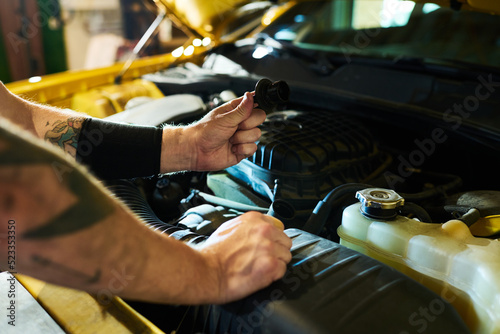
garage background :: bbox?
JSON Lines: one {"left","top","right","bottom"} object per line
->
{"left": 0, "top": 0, "right": 186, "bottom": 83}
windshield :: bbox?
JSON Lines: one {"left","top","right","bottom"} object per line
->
{"left": 261, "top": 0, "right": 500, "bottom": 69}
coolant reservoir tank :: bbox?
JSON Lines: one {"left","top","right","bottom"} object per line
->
{"left": 338, "top": 195, "right": 500, "bottom": 334}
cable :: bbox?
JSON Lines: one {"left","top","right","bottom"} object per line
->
{"left": 302, "top": 183, "right": 373, "bottom": 235}
{"left": 398, "top": 202, "right": 432, "bottom": 223}
{"left": 303, "top": 176, "right": 457, "bottom": 235}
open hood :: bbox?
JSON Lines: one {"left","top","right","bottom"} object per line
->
{"left": 157, "top": 0, "right": 500, "bottom": 42}
{"left": 156, "top": 0, "right": 272, "bottom": 41}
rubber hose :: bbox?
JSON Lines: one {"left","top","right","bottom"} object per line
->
{"left": 398, "top": 202, "right": 432, "bottom": 223}
{"left": 106, "top": 180, "right": 207, "bottom": 244}
{"left": 444, "top": 205, "right": 481, "bottom": 227}
{"left": 302, "top": 183, "right": 373, "bottom": 235}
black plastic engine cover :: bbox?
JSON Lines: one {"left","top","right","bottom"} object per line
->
{"left": 227, "top": 110, "right": 384, "bottom": 202}
{"left": 199, "top": 229, "right": 469, "bottom": 334}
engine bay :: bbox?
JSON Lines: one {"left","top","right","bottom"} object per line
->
{"left": 120, "top": 59, "right": 500, "bottom": 241}
{"left": 100, "top": 56, "right": 500, "bottom": 333}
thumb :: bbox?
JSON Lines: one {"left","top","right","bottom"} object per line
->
{"left": 224, "top": 92, "right": 253, "bottom": 126}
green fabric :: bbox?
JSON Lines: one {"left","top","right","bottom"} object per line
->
{"left": 37, "top": 0, "right": 67, "bottom": 75}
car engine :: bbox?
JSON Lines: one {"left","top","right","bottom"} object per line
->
{"left": 100, "top": 56, "right": 500, "bottom": 333}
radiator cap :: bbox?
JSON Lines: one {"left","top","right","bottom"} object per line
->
{"left": 356, "top": 188, "right": 404, "bottom": 219}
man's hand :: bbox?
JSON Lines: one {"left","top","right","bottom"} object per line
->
{"left": 1, "top": 117, "right": 289, "bottom": 306}
{"left": 160, "top": 92, "right": 266, "bottom": 173}
{"left": 198, "top": 212, "right": 292, "bottom": 304}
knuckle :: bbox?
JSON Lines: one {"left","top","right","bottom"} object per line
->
{"left": 251, "top": 128, "right": 261, "bottom": 140}
{"left": 275, "top": 262, "right": 287, "bottom": 280}
{"left": 242, "top": 146, "right": 252, "bottom": 156}
{"left": 242, "top": 211, "right": 262, "bottom": 221}
{"left": 257, "top": 256, "right": 277, "bottom": 274}
{"left": 259, "top": 239, "right": 274, "bottom": 252}
{"left": 236, "top": 104, "right": 248, "bottom": 116}
{"left": 232, "top": 132, "right": 242, "bottom": 143}
{"left": 256, "top": 223, "right": 274, "bottom": 237}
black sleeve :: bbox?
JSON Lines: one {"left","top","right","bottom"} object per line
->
{"left": 76, "top": 118, "right": 163, "bottom": 180}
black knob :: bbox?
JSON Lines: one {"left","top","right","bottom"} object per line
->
{"left": 254, "top": 78, "right": 290, "bottom": 113}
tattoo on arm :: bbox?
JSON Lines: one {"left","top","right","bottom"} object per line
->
{"left": 44, "top": 117, "right": 85, "bottom": 158}
{"left": 21, "top": 169, "right": 115, "bottom": 239}
{"left": 0, "top": 120, "right": 115, "bottom": 240}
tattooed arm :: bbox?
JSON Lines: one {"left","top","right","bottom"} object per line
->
{"left": 0, "top": 82, "right": 86, "bottom": 158}
{"left": 1, "top": 83, "right": 267, "bottom": 174}
{"left": 0, "top": 119, "right": 292, "bottom": 304}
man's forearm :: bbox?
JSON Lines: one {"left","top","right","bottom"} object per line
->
{"left": 0, "top": 117, "right": 219, "bottom": 304}
{"left": 0, "top": 82, "right": 87, "bottom": 157}
{"left": 0, "top": 82, "right": 37, "bottom": 134}
{"left": 1, "top": 116, "right": 291, "bottom": 305}
{"left": 14, "top": 199, "right": 219, "bottom": 305}
{"left": 1, "top": 83, "right": 166, "bottom": 176}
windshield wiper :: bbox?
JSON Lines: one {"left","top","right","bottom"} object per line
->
{"left": 398, "top": 56, "right": 500, "bottom": 76}
{"left": 321, "top": 52, "right": 500, "bottom": 80}
{"left": 256, "top": 33, "right": 500, "bottom": 80}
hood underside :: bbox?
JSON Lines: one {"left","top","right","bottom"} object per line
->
{"left": 157, "top": 0, "right": 252, "bottom": 38}
{"left": 158, "top": 0, "right": 500, "bottom": 40}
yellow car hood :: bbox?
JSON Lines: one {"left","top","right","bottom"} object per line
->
{"left": 157, "top": 0, "right": 500, "bottom": 43}
{"left": 157, "top": 0, "right": 253, "bottom": 38}
{"left": 158, "top": 0, "right": 500, "bottom": 41}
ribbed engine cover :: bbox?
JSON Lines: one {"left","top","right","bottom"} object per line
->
{"left": 198, "top": 229, "right": 470, "bottom": 334}
{"left": 227, "top": 110, "right": 384, "bottom": 201}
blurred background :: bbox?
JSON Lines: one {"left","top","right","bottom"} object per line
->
{"left": 0, "top": 0, "right": 188, "bottom": 83}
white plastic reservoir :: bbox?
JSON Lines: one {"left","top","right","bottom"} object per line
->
{"left": 338, "top": 202, "right": 500, "bottom": 334}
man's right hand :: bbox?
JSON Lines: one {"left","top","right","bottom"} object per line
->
{"left": 198, "top": 212, "right": 293, "bottom": 304}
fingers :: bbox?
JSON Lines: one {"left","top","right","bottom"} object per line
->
{"left": 201, "top": 211, "right": 292, "bottom": 303}
{"left": 254, "top": 243, "right": 291, "bottom": 285}
{"left": 272, "top": 258, "right": 288, "bottom": 281}
{"left": 227, "top": 95, "right": 245, "bottom": 110}
{"left": 230, "top": 127, "right": 261, "bottom": 145}
{"left": 274, "top": 241, "right": 293, "bottom": 263}
{"left": 254, "top": 255, "right": 288, "bottom": 286}
{"left": 231, "top": 143, "right": 257, "bottom": 157}
{"left": 267, "top": 222, "right": 293, "bottom": 252}
{"left": 238, "top": 108, "right": 266, "bottom": 130}
{"left": 250, "top": 241, "right": 291, "bottom": 287}
{"left": 262, "top": 214, "right": 285, "bottom": 231}
{"left": 214, "top": 92, "right": 265, "bottom": 130}
{"left": 250, "top": 212, "right": 292, "bottom": 254}
{"left": 221, "top": 92, "right": 254, "bottom": 126}
{"left": 229, "top": 125, "right": 262, "bottom": 161}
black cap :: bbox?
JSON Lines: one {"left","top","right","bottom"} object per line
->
{"left": 254, "top": 78, "right": 290, "bottom": 113}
